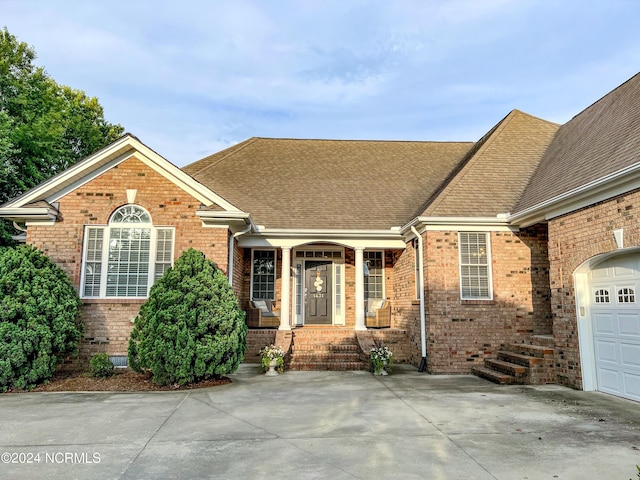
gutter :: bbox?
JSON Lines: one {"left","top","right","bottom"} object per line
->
{"left": 410, "top": 225, "right": 427, "bottom": 372}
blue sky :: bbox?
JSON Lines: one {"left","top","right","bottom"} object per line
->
{"left": 3, "top": 0, "right": 640, "bottom": 166}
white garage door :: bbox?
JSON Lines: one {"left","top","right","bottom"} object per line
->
{"left": 589, "top": 254, "right": 640, "bottom": 401}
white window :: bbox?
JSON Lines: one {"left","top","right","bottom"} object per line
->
{"left": 459, "top": 232, "right": 492, "bottom": 300}
{"left": 81, "top": 205, "right": 174, "bottom": 298}
{"left": 364, "top": 250, "right": 384, "bottom": 300}
{"left": 251, "top": 250, "right": 276, "bottom": 300}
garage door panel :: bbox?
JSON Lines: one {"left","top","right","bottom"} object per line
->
{"left": 594, "top": 339, "right": 618, "bottom": 363}
{"left": 621, "top": 343, "right": 640, "bottom": 367}
{"left": 597, "top": 367, "right": 621, "bottom": 392}
{"left": 618, "top": 313, "right": 640, "bottom": 337}
{"left": 623, "top": 372, "right": 640, "bottom": 401}
{"left": 593, "top": 313, "right": 616, "bottom": 335}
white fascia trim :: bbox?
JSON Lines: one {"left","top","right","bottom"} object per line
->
{"left": 401, "top": 216, "right": 515, "bottom": 238}
{"left": 0, "top": 207, "right": 58, "bottom": 222}
{"left": 196, "top": 211, "right": 256, "bottom": 232}
{"left": 129, "top": 139, "right": 240, "bottom": 212}
{"left": 238, "top": 228, "right": 406, "bottom": 249}
{"left": 2, "top": 135, "right": 241, "bottom": 213}
{"left": 255, "top": 228, "right": 404, "bottom": 239}
{"left": 509, "top": 162, "right": 640, "bottom": 227}
{"left": 2, "top": 137, "right": 135, "bottom": 208}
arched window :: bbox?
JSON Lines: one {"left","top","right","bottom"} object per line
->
{"left": 81, "top": 205, "right": 174, "bottom": 298}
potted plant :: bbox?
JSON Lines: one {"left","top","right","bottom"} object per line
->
{"left": 370, "top": 345, "right": 393, "bottom": 376}
{"left": 260, "top": 344, "right": 285, "bottom": 376}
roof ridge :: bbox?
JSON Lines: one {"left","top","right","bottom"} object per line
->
{"left": 422, "top": 110, "right": 522, "bottom": 216}
{"left": 245, "top": 137, "right": 473, "bottom": 145}
{"left": 566, "top": 71, "right": 640, "bottom": 123}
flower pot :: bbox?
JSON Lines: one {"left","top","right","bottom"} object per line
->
{"left": 265, "top": 358, "right": 279, "bottom": 376}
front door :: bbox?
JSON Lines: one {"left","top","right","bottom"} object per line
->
{"left": 305, "top": 261, "right": 332, "bottom": 325}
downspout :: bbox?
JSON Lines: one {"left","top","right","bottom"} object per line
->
{"left": 228, "top": 225, "right": 252, "bottom": 288}
{"left": 411, "top": 226, "right": 427, "bottom": 372}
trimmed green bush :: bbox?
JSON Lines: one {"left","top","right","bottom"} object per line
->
{"left": 128, "top": 248, "right": 247, "bottom": 386}
{"left": 90, "top": 353, "right": 114, "bottom": 378}
{"left": 0, "top": 245, "right": 83, "bottom": 391}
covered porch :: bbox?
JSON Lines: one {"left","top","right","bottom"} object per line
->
{"left": 239, "top": 242, "right": 404, "bottom": 331}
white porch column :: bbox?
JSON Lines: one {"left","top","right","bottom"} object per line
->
{"left": 279, "top": 247, "right": 292, "bottom": 330}
{"left": 355, "top": 247, "right": 366, "bottom": 331}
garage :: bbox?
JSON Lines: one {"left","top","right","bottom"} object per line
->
{"left": 588, "top": 253, "right": 640, "bottom": 401}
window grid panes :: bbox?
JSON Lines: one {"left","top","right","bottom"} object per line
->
{"left": 335, "top": 263, "right": 342, "bottom": 310}
{"left": 252, "top": 250, "right": 275, "bottom": 299}
{"left": 81, "top": 205, "right": 174, "bottom": 298}
{"left": 106, "top": 227, "right": 151, "bottom": 297}
{"left": 364, "top": 251, "right": 384, "bottom": 300}
{"left": 618, "top": 287, "right": 635, "bottom": 303}
{"left": 594, "top": 289, "right": 610, "bottom": 303}
{"left": 83, "top": 228, "right": 104, "bottom": 297}
{"left": 295, "top": 263, "right": 302, "bottom": 315}
{"left": 154, "top": 228, "right": 174, "bottom": 282}
{"left": 459, "top": 232, "right": 491, "bottom": 299}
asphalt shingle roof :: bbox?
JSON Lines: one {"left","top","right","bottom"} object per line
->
{"left": 183, "top": 138, "right": 474, "bottom": 229}
{"left": 515, "top": 72, "right": 640, "bottom": 213}
{"left": 424, "top": 110, "right": 559, "bottom": 217}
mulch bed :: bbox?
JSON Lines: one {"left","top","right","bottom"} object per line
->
{"left": 5, "top": 369, "right": 230, "bottom": 393}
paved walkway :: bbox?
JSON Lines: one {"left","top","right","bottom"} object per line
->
{"left": 0, "top": 364, "right": 639, "bottom": 480}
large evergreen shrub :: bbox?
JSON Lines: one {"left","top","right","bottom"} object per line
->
{"left": 0, "top": 245, "right": 83, "bottom": 391}
{"left": 128, "top": 248, "right": 247, "bottom": 386}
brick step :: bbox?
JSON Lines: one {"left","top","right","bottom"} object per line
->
{"left": 291, "top": 343, "right": 360, "bottom": 352}
{"left": 526, "top": 335, "right": 555, "bottom": 348}
{"left": 507, "top": 343, "right": 554, "bottom": 358}
{"left": 288, "top": 361, "right": 367, "bottom": 371}
{"left": 290, "top": 352, "right": 362, "bottom": 362}
{"left": 497, "top": 351, "right": 544, "bottom": 367}
{"left": 471, "top": 366, "right": 513, "bottom": 385}
{"left": 484, "top": 358, "right": 528, "bottom": 377}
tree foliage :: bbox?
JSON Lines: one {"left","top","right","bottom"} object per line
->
{"left": 0, "top": 27, "right": 124, "bottom": 245}
{"left": 128, "top": 248, "right": 247, "bottom": 386}
{"left": 0, "top": 245, "right": 83, "bottom": 391}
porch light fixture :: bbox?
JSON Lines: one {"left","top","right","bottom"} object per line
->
{"left": 363, "top": 260, "right": 370, "bottom": 276}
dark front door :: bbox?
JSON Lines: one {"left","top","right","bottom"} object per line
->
{"left": 305, "top": 261, "right": 332, "bottom": 325}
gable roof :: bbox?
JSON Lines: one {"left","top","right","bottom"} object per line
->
{"left": 0, "top": 133, "right": 242, "bottom": 221}
{"left": 183, "top": 138, "right": 474, "bottom": 230}
{"left": 514, "top": 71, "right": 640, "bottom": 215}
{"left": 423, "top": 110, "right": 559, "bottom": 217}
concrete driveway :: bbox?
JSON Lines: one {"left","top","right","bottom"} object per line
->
{"left": 0, "top": 364, "right": 639, "bottom": 480}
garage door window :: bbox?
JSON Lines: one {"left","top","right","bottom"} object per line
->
{"left": 617, "top": 287, "right": 635, "bottom": 303}
{"left": 594, "top": 289, "right": 610, "bottom": 303}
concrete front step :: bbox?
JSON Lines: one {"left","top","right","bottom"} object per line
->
{"left": 471, "top": 366, "right": 513, "bottom": 384}
{"left": 497, "top": 351, "right": 543, "bottom": 367}
{"left": 484, "top": 358, "right": 527, "bottom": 377}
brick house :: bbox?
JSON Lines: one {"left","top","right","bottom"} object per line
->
{"left": 2, "top": 72, "right": 640, "bottom": 402}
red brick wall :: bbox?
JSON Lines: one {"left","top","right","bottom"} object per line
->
{"left": 392, "top": 244, "right": 422, "bottom": 365}
{"left": 422, "top": 226, "right": 551, "bottom": 374}
{"left": 547, "top": 189, "right": 640, "bottom": 389}
{"left": 26, "top": 156, "right": 231, "bottom": 366}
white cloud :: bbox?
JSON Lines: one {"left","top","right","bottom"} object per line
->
{"left": 3, "top": 0, "right": 640, "bottom": 165}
